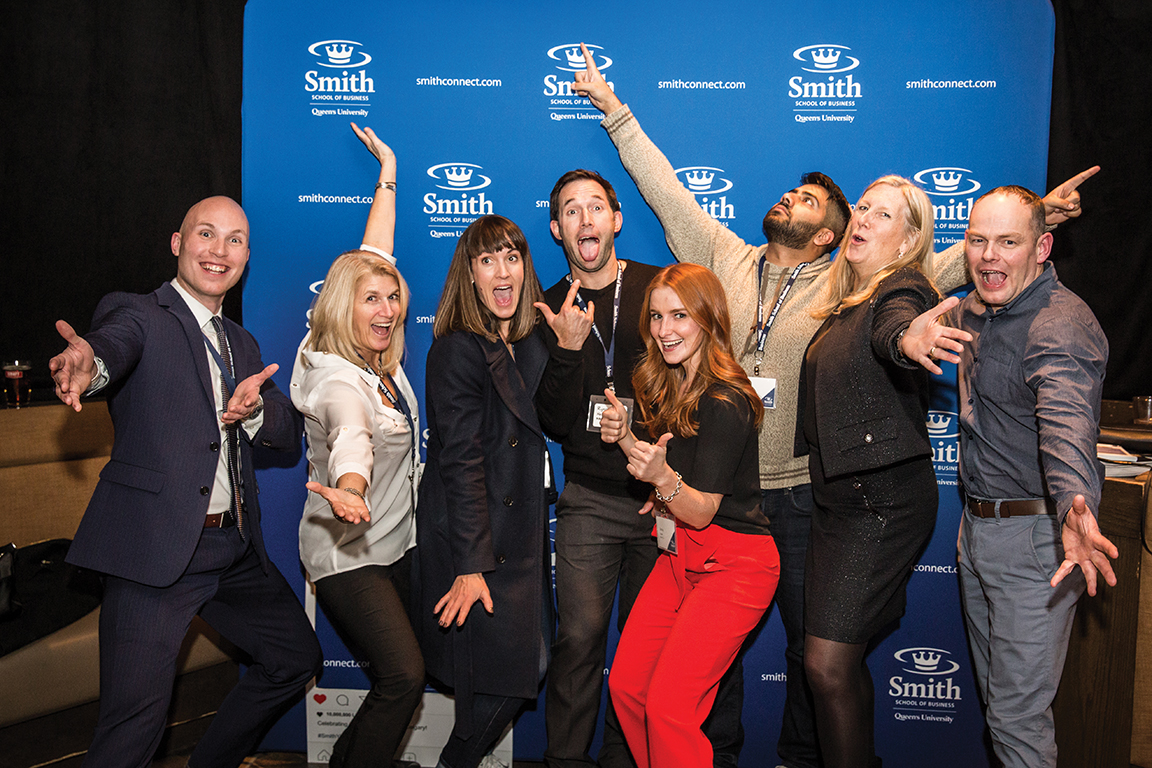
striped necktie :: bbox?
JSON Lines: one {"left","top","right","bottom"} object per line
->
{"left": 210, "top": 316, "right": 245, "bottom": 538}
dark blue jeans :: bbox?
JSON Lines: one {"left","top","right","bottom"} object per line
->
{"left": 762, "top": 485, "right": 821, "bottom": 768}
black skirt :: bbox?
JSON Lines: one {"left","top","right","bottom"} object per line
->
{"left": 804, "top": 449, "right": 938, "bottom": 644}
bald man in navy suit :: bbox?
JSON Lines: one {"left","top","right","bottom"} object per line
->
{"left": 50, "top": 196, "right": 322, "bottom": 768}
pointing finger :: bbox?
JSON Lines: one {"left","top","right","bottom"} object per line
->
{"left": 1058, "top": 165, "right": 1100, "bottom": 196}
{"left": 564, "top": 278, "right": 582, "bottom": 309}
{"left": 56, "top": 319, "right": 79, "bottom": 344}
{"left": 580, "top": 43, "right": 600, "bottom": 78}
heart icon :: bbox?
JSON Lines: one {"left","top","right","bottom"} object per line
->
{"left": 314, "top": 693, "right": 327, "bottom": 704}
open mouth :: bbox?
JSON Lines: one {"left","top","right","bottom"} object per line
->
{"left": 577, "top": 234, "right": 600, "bottom": 263}
{"left": 201, "top": 263, "right": 228, "bottom": 275}
{"left": 492, "top": 285, "right": 515, "bottom": 308}
{"left": 979, "top": 270, "right": 1007, "bottom": 288}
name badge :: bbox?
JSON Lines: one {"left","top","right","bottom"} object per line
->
{"left": 750, "top": 376, "right": 777, "bottom": 409}
{"left": 587, "top": 395, "right": 635, "bottom": 432}
{"left": 655, "top": 508, "right": 677, "bottom": 553}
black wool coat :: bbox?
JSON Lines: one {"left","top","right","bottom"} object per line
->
{"left": 414, "top": 330, "right": 553, "bottom": 712}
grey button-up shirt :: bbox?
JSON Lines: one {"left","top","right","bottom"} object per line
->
{"left": 956, "top": 262, "right": 1108, "bottom": 521}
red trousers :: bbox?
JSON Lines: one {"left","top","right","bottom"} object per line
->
{"left": 609, "top": 522, "right": 779, "bottom": 768}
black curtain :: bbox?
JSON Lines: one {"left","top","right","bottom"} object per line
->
{"left": 0, "top": 1, "right": 245, "bottom": 401}
{"left": 1046, "top": 0, "right": 1152, "bottom": 399}
{"left": 2, "top": 0, "right": 1149, "bottom": 401}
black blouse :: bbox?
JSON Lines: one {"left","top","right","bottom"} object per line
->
{"left": 658, "top": 384, "right": 770, "bottom": 536}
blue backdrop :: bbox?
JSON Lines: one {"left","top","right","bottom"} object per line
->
{"left": 242, "top": 2, "right": 1054, "bottom": 765}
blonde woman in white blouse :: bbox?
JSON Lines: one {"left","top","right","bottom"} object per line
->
{"left": 290, "top": 125, "right": 423, "bottom": 768}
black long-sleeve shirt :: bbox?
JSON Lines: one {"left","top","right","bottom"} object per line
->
{"left": 536, "top": 260, "right": 661, "bottom": 498}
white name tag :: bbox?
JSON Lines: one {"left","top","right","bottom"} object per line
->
{"left": 750, "top": 376, "right": 777, "bottom": 409}
{"left": 656, "top": 509, "right": 677, "bottom": 553}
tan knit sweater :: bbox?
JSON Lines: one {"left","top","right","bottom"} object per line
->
{"left": 602, "top": 105, "right": 968, "bottom": 489}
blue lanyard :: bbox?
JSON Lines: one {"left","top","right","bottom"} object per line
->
{"left": 357, "top": 354, "right": 418, "bottom": 469}
{"left": 566, "top": 262, "right": 625, "bottom": 390}
{"left": 201, "top": 332, "right": 237, "bottom": 394}
{"left": 754, "top": 257, "right": 809, "bottom": 375}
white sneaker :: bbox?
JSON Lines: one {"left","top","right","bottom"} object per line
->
{"left": 477, "top": 755, "right": 508, "bottom": 768}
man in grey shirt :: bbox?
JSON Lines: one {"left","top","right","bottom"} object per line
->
{"left": 905, "top": 185, "right": 1117, "bottom": 768}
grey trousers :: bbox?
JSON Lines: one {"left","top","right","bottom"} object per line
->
{"left": 958, "top": 508, "right": 1084, "bottom": 768}
{"left": 545, "top": 482, "right": 660, "bottom": 768}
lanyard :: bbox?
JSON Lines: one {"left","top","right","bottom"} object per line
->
{"left": 201, "top": 333, "right": 237, "bottom": 394}
{"left": 754, "top": 257, "right": 809, "bottom": 375}
{"left": 566, "top": 262, "right": 625, "bottom": 390}
{"left": 357, "top": 354, "right": 418, "bottom": 471}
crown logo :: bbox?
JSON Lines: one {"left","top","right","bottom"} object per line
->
{"left": 912, "top": 651, "right": 941, "bottom": 671}
{"left": 926, "top": 413, "right": 950, "bottom": 432}
{"left": 444, "top": 167, "right": 474, "bottom": 187}
{"left": 811, "top": 49, "right": 842, "bottom": 69}
{"left": 566, "top": 47, "right": 587, "bottom": 69}
{"left": 685, "top": 170, "right": 715, "bottom": 191}
{"left": 932, "top": 171, "right": 963, "bottom": 192}
{"left": 324, "top": 44, "right": 354, "bottom": 65}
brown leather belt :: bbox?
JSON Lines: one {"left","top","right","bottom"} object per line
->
{"left": 965, "top": 496, "right": 1056, "bottom": 518}
{"left": 204, "top": 511, "right": 236, "bottom": 528}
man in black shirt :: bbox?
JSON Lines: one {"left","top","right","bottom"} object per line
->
{"left": 536, "top": 170, "right": 741, "bottom": 768}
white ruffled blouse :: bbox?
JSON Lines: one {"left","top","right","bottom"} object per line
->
{"left": 290, "top": 335, "right": 419, "bottom": 581}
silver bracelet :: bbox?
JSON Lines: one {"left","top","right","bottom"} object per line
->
{"left": 895, "top": 327, "right": 910, "bottom": 362}
{"left": 653, "top": 471, "right": 682, "bottom": 503}
{"left": 375, "top": 181, "right": 396, "bottom": 192}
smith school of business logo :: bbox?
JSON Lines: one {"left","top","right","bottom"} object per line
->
{"left": 547, "top": 43, "right": 613, "bottom": 73}
{"left": 790, "top": 44, "right": 861, "bottom": 123}
{"left": 793, "top": 44, "right": 860, "bottom": 73}
{"left": 927, "top": 410, "right": 959, "bottom": 482}
{"left": 674, "top": 167, "right": 736, "bottom": 226}
{"left": 544, "top": 43, "right": 614, "bottom": 120}
{"left": 305, "top": 39, "right": 376, "bottom": 110}
{"left": 308, "top": 40, "right": 372, "bottom": 68}
{"left": 427, "top": 163, "right": 492, "bottom": 192}
{"left": 888, "top": 647, "right": 962, "bottom": 723}
{"left": 914, "top": 167, "right": 982, "bottom": 233}
{"left": 424, "top": 163, "right": 495, "bottom": 239}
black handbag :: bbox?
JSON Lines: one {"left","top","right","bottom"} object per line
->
{"left": 0, "top": 539, "right": 102, "bottom": 656}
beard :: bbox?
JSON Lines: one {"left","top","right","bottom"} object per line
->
{"left": 762, "top": 210, "right": 823, "bottom": 250}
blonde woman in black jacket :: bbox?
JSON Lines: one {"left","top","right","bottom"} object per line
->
{"left": 795, "top": 175, "right": 961, "bottom": 768}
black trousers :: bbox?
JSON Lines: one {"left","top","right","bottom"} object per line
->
{"left": 315, "top": 551, "right": 425, "bottom": 768}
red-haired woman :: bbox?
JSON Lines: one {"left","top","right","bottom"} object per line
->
{"left": 598, "top": 262, "right": 779, "bottom": 768}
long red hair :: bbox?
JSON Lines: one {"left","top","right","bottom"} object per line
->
{"left": 633, "top": 263, "right": 763, "bottom": 437}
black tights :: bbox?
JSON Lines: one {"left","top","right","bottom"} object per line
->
{"left": 804, "top": 634, "right": 875, "bottom": 768}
